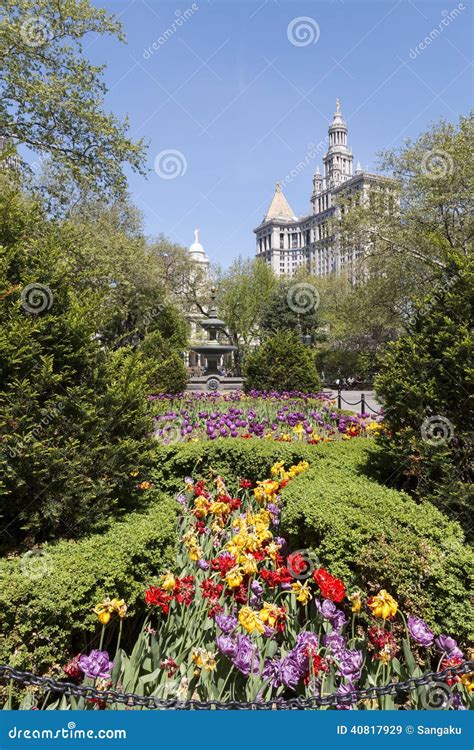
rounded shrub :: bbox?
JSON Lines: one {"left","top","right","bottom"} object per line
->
{"left": 244, "top": 331, "right": 321, "bottom": 392}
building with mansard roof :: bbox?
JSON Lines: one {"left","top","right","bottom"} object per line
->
{"left": 254, "top": 99, "right": 396, "bottom": 278}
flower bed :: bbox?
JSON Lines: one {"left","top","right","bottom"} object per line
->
{"left": 150, "top": 391, "right": 381, "bottom": 444}
{"left": 20, "top": 461, "right": 472, "bottom": 710}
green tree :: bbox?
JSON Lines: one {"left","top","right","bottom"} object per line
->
{"left": 339, "top": 114, "right": 473, "bottom": 311}
{"left": 260, "top": 275, "right": 321, "bottom": 339}
{"left": 374, "top": 258, "right": 473, "bottom": 539}
{"left": 0, "top": 174, "right": 173, "bottom": 546}
{"left": 140, "top": 330, "right": 187, "bottom": 394}
{"left": 217, "top": 258, "right": 277, "bottom": 374}
{"left": 244, "top": 331, "right": 321, "bottom": 393}
{"left": 1, "top": 0, "right": 145, "bottom": 197}
{"left": 314, "top": 272, "right": 400, "bottom": 383}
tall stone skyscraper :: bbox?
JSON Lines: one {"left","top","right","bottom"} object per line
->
{"left": 254, "top": 99, "right": 395, "bottom": 278}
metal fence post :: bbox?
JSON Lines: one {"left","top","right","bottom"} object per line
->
{"left": 337, "top": 387, "right": 342, "bottom": 410}
{"left": 361, "top": 392, "right": 366, "bottom": 414}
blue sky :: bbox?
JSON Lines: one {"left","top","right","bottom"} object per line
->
{"left": 85, "top": 0, "right": 472, "bottom": 266}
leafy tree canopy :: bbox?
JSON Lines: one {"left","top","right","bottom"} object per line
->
{"left": 1, "top": 0, "right": 146, "bottom": 198}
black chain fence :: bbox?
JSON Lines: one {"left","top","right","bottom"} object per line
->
{"left": 1, "top": 661, "right": 472, "bottom": 710}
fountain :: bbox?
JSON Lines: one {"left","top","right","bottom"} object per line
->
{"left": 186, "top": 288, "right": 244, "bottom": 392}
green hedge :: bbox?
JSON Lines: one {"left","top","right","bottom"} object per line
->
{"left": 281, "top": 461, "right": 473, "bottom": 644}
{"left": 0, "top": 496, "right": 177, "bottom": 672}
{"left": 152, "top": 437, "right": 366, "bottom": 492}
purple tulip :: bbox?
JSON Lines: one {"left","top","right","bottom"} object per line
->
{"left": 280, "top": 655, "right": 301, "bottom": 689}
{"left": 216, "top": 635, "right": 237, "bottom": 659}
{"left": 407, "top": 616, "right": 434, "bottom": 647}
{"left": 215, "top": 613, "right": 238, "bottom": 634}
{"left": 78, "top": 650, "right": 113, "bottom": 679}
{"left": 335, "top": 682, "right": 357, "bottom": 710}
{"left": 435, "top": 635, "right": 463, "bottom": 659}
{"left": 331, "top": 610, "right": 348, "bottom": 632}
{"left": 250, "top": 580, "right": 263, "bottom": 596}
{"left": 262, "top": 658, "right": 282, "bottom": 687}
{"left": 197, "top": 559, "right": 209, "bottom": 571}
{"left": 323, "top": 632, "right": 346, "bottom": 656}
{"left": 232, "top": 635, "right": 258, "bottom": 676}
{"left": 318, "top": 599, "right": 337, "bottom": 620}
{"left": 338, "top": 649, "right": 364, "bottom": 681}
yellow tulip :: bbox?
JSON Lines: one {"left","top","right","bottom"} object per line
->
{"left": 259, "top": 602, "right": 284, "bottom": 629}
{"left": 209, "top": 501, "right": 230, "bottom": 516}
{"left": 111, "top": 598, "right": 128, "bottom": 618}
{"left": 292, "top": 581, "right": 312, "bottom": 604}
{"left": 238, "top": 606, "right": 265, "bottom": 634}
{"left": 368, "top": 590, "right": 398, "bottom": 620}
{"left": 240, "top": 555, "right": 258, "bottom": 575}
{"left": 225, "top": 566, "right": 243, "bottom": 589}
{"left": 349, "top": 591, "right": 362, "bottom": 613}
{"left": 460, "top": 673, "right": 474, "bottom": 693}
{"left": 161, "top": 573, "right": 176, "bottom": 591}
{"left": 192, "top": 648, "right": 217, "bottom": 672}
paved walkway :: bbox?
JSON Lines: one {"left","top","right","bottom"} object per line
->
{"left": 323, "top": 389, "right": 382, "bottom": 415}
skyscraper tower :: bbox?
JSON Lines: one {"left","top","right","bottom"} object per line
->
{"left": 255, "top": 99, "right": 395, "bottom": 278}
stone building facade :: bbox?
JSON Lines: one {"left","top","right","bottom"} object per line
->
{"left": 254, "top": 100, "right": 395, "bottom": 278}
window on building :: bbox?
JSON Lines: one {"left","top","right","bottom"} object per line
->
{"left": 280, "top": 233, "right": 284, "bottom": 249}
